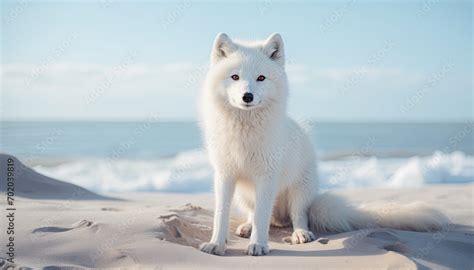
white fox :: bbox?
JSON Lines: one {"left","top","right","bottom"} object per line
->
{"left": 199, "top": 33, "right": 449, "bottom": 256}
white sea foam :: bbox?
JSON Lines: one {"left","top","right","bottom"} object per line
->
{"left": 33, "top": 150, "right": 474, "bottom": 193}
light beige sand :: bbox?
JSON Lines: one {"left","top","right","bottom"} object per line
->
{"left": 1, "top": 154, "right": 473, "bottom": 269}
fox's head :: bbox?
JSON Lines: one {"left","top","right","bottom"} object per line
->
{"left": 204, "top": 33, "right": 288, "bottom": 112}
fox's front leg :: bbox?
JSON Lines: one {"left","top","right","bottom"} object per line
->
{"left": 246, "top": 175, "right": 278, "bottom": 256}
{"left": 199, "top": 172, "right": 235, "bottom": 255}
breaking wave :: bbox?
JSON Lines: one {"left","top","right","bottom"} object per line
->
{"left": 33, "top": 150, "right": 474, "bottom": 193}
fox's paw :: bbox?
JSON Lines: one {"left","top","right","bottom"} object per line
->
{"left": 235, "top": 222, "right": 252, "bottom": 238}
{"left": 246, "top": 243, "right": 269, "bottom": 256}
{"left": 291, "top": 229, "right": 316, "bottom": 244}
{"left": 199, "top": 242, "right": 226, "bottom": 256}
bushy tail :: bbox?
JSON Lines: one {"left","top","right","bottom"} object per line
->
{"left": 308, "top": 193, "right": 450, "bottom": 233}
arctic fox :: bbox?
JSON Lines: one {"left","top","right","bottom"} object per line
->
{"left": 199, "top": 33, "right": 449, "bottom": 256}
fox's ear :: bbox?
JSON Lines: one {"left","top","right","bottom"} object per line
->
{"left": 211, "top": 33, "right": 237, "bottom": 65}
{"left": 262, "top": 33, "right": 285, "bottom": 66}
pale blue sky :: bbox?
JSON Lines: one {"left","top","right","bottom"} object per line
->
{"left": 1, "top": 1, "right": 472, "bottom": 121}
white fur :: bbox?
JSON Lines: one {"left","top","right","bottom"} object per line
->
{"left": 198, "top": 33, "right": 449, "bottom": 256}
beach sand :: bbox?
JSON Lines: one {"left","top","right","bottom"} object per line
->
{"left": 1, "top": 154, "right": 473, "bottom": 269}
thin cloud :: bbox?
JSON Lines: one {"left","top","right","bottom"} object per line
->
{"left": 1, "top": 62, "right": 469, "bottom": 120}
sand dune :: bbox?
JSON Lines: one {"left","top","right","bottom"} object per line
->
{"left": 0, "top": 153, "right": 114, "bottom": 200}
{"left": 0, "top": 154, "right": 472, "bottom": 269}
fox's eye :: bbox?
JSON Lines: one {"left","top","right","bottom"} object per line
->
{"left": 257, "top": 75, "right": 266, "bottom": 81}
{"left": 231, "top": 74, "right": 239, "bottom": 81}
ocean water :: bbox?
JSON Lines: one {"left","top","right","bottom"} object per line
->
{"left": 1, "top": 121, "right": 473, "bottom": 193}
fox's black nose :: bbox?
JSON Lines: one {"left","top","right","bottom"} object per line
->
{"left": 242, "top": 92, "right": 254, "bottom": 103}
